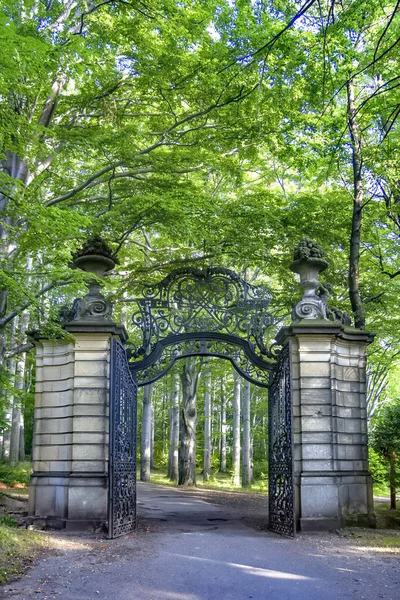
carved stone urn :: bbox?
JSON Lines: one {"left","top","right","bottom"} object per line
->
{"left": 73, "top": 253, "right": 116, "bottom": 278}
{"left": 290, "top": 238, "right": 328, "bottom": 321}
{"left": 62, "top": 236, "right": 118, "bottom": 324}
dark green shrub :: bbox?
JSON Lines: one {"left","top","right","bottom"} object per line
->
{"left": 0, "top": 462, "right": 32, "bottom": 487}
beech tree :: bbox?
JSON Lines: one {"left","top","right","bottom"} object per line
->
{"left": 167, "top": 373, "right": 180, "bottom": 482}
{"left": 203, "top": 366, "right": 211, "bottom": 483}
{"left": 179, "top": 358, "right": 203, "bottom": 487}
{"left": 2, "top": 1, "right": 400, "bottom": 470}
{"left": 219, "top": 377, "right": 227, "bottom": 474}
{"left": 140, "top": 384, "right": 153, "bottom": 482}
{"left": 371, "top": 400, "right": 400, "bottom": 509}
{"left": 242, "top": 379, "right": 251, "bottom": 487}
{"left": 232, "top": 369, "right": 241, "bottom": 487}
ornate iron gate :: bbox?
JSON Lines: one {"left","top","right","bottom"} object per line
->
{"left": 268, "top": 343, "right": 295, "bottom": 537}
{"left": 107, "top": 267, "right": 295, "bottom": 539}
{"left": 108, "top": 338, "right": 137, "bottom": 539}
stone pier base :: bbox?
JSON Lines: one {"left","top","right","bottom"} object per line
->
{"left": 278, "top": 322, "right": 375, "bottom": 531}
{"left": 28, "top": 325, "right": 125, "bottom": 531}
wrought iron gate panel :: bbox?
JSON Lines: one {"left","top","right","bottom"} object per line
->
{"left": 108, "top": 338, "right": 137, "bottom": 539}
{"left": 268, "top": 343, "right": 295, "bottom": 537}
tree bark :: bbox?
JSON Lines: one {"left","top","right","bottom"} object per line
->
{"left": 179, "top": 357, "right": 202, "bottom": 486}
{"left": 10, "top": 306, "right": 31, "bottom": 464}
{"left": 168, "top": 373, "right": 180, "bottom": 481}
{"left": 140, "top": 384, "right": 153, "bottom": 482}
{"left": 203, "top": 367, "right": 211, "bottom": 482}
{"left": 150, "top": 401, "right": 155, "bottom": 469}
{"left": 162, "top": 379, "right": 166, "bottom": 458}
{"left": 242, "top": 379, "right": 251, "bottom": 487}
{"left": 2, "top": 318, "right": 18, "bottom": 461}
{"left": 168, "top": 389, "right": 173, "bottom": 478}
{"left": 389, "top": 451, "right": 397, "bottom": 510}
{"left": 9, "top": 399, "right": 22, "bottom": 465}
{"left": 262, "top": 415, "right": 267, "bottom": 459}
{"left": 232, "top": 370, "right": 241, "bottom": 486}
{"left": 347, "top": 78, "right": 365, "bottom": 330}
{"left": 219, "top": 378, "right": 227, "bottom": 473}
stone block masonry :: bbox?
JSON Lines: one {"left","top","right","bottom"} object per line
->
{"left": 277, "top": 322, "right": 375, "bottom": 531}
{"left": 28, "top": 326, "right": 126, "bottom": 531}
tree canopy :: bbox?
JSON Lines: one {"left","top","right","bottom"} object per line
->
{"left": 1, "top": 1, "right": 400, "bottom": 448}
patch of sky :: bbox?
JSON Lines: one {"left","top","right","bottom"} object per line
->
{"left": 207, "top": 24, "right": 221, "bottom": 41}
{"left": 115, "top": 55, "right": 138, "bottom": 76}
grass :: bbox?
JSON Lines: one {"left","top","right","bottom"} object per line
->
{"left": 1, "top": 488, "right": 29, "bottom": 496}
{"left": 340, "top": 501, "right": 400, "bottom": 552}
{"left": 374, "top": 502, "right": 400, "bottom": 529}
{"left": 148, "top": 467, "right": 269, "bottom": 494}
{"left": 0, "top": 524, "right": 48, "bottom": 584}
{"left": 0, "top": 462, "right": 31, "bottom": 488}
{"left": 344, "top": 528, "right": 400, "bottom": 552}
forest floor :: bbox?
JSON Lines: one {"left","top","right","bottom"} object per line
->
{"left": 1, "top": 483, "right": 400, "bottom": 600}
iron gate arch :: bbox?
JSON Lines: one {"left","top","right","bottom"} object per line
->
{"left": 108, "top": 267, "right": 295, "bottom": 538}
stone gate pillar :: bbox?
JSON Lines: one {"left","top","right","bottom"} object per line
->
{"left": 28, "top": 238, "right": 126, "bottom": 530}
{"left": 282, "top": 239, "right": 375, "bottom": 531}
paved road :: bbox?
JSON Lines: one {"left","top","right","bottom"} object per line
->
{"left": 2, "top": 483, "right": 400, "bottom": 600}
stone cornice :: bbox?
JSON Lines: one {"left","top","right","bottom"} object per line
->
{"left": 276, "top": 321, "right": 375, "bottom": 346}
{"left": 64, "top": 321, "right": 128, "bottom": 342}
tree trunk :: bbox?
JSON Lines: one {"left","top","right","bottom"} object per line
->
{"left": 2, "top": 318, "right": 18, "bottom": 461}
{"left": 242, "top": 379, "right": 251, "bottom": 487}
{"left": 13, "top": 352, "right": 28, "bottom": 463}
{"left": 9, "top": 401, "right": 22, "bottom": 465}
{"left": 162, "top": 379, "right": 166, "bottom": 458}
{"left": 347, "top": 78, "right": 365, "bottom": 330}
{"left": 262, "top": 415, "right": 267, "bottom": 459}
{"left": 203, "top": 368, "right": 211, "bottom": 482}
{"left": 219, "top": 378, "right": 227, "bottom": 473}
{"left": 232, "top": 369, "right": 241, "bottom": 486}
{"left": 140, "top": 384, "right": 153, "bottom": 482}
{"left": 179, "top": 357, "right": 202, "bottom": 486}
{"left": 250, "top": 433, "right": 254, "bottom": 483}
{"left": 10, "top": 308, "right": 31, "bottom": 464}
{"left": 168, "top": 373, "right": 180, "bottom": 481}
{"left": 389, "top": 451, "right": 397, "bottom": 510}
{"left": 168, "top": 389, "right": 173, "bottom": 478}
{"left": 150, "top": 401, "right": 155, "bottom": 469}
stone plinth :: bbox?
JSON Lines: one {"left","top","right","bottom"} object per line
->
{"left": 28, "top": 325, "right": 126, "bottom": 530}
{"left": 277, "top": 322, "right": 375, "bottom": 531}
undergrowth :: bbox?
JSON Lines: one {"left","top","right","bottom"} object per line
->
{"left": 0, "top": 462, "right": 31, "bottom": 488}
{"left": 0, "top": 524, "right": 47, "bottom": 584}
{"left": 374, "top": 503, "right": 400, "bottom": 530}
{"left": 149, "top": 468, "right": 268, "bottom": 494}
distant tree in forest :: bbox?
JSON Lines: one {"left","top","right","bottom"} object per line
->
{"left": 370, "top": 400, "right": 400, "bottom": 509}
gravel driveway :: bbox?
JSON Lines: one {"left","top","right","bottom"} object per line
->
{"left": 2, "top": 482, "right": 399, "bottom": 600}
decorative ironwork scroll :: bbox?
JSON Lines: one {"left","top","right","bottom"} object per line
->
{"left": 132, "top": 267, "right": 273, "bottom": 356}
{"left": 268, "top": 343, "right": 295, "bottom": 537}
{"left": 129, "top": 267, "right": 275, "bottom": 387}
{"left": 131, "top": 334, "right": 273, "bottom": 387}
{"left": 108, "top": 338, "right": 137, "bottom": 539}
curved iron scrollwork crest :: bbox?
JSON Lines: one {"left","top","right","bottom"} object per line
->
{"left": 133, "top": 337, "right": 272, "bottom": 387}
{"left": 129, "top": 267, "right": 276, "bottom": 386}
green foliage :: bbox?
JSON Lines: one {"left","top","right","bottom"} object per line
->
{"left": 374, "top": 503, "right": 400, "bottom": 530}
{"left": 0, "top": 524, "right": 47, "bottom": 584}
{"left": 1, "top": 2, "right": 400, "bottom": 497}
{"left": 371, "top": 400, "right": 400, "bottom": 459}
{"left": 369, "top": 448, "right": 391, "bottom": 493}
{"left": 0, "top": 515, "right": 18, "bottom": 528}
{"left": 0, "top": 462, "right": 31, "bottom": 488}
{"left": 252, "top": 460, "right": 269, "bottom": 481}
{"left": 150, "top": 468, "right": 268, "bottom": 494}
